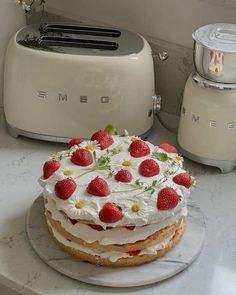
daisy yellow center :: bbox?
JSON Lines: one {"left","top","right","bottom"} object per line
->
{"left": 175, "top": 155, "right": 181, "bottom": 161}
{"left": 122, "top": 160, "right": 132, "bottom": 167}
{"left": 131, "top": 203, "right": 141, "bottom": 212}
{"left": 85, "top": 144, "right": 95, "bottom": 151}
{"left": 63, "top": 170, "right": 73, "bottom": 176}
{"left": 131, "top": 136, "right": 137, "bottom": 142}
{"left": 75, "top": 200, "right": 84, "bottom": 209}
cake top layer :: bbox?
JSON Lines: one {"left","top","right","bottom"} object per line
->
{"left": 39, "top": 130, "right": 193, "bottom": 228}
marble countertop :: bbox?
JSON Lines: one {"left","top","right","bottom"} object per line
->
{"left": 0, "top": 108, "right": 236, "bottom": 295}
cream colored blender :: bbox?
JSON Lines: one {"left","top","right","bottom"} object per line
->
{"left": 178, "top": 24, "right": 236, "bottom": 173}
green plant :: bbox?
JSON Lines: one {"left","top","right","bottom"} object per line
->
{"left": 16, "top": 0, "right": 46, "bottom": 12}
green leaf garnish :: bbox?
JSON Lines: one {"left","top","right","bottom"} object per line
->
{"left": 104, "top": 124, "right": 118, "bottom": 135}
{"left": 152, "top": 152, "right": 168, "bottom": 162}
{"left": 150, "top": 188, "right": 155, "bottom": 195}
{"left": 108, "top": 146, "right": 123, "bottom": 156}
{"left": 95, "top": 155, "right": 111, "bottom": 169}
{"left": 152, "top": 180, "right": 158, "bottom": 186}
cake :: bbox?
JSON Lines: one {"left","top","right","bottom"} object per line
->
{"left": 39, "top": 129, "right": 194, "bottom": 267}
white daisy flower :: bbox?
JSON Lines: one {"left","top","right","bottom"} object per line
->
{"left": 112, "top": 158, "right": 138, "bottom": 171}
{"left": 80, "top": 140, "right": 101, "bottom": 151}
{"left": 122, "top": 198, "right": 152, "bottom": 223}
{"left": 66, "top": 198, "right": 87, "bottom": 216}
{"left": 70, "top": 140, "right": 100, "bottom": 154}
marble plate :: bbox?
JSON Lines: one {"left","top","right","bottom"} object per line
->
{"left": 26, "top": 195, "right": 205, "bottom": 287}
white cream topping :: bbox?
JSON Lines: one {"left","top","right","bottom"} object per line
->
{"left": 40, "top": 136, "right": 191, "bottom": 227}
{"left": 47, "top": 220, "right": 176, "bottom": 262}
{"left": 45, "top": 196, "right": 187, "bottom": 245}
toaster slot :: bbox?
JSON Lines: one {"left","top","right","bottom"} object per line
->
{"left": 39, "top": 24, "right": 121, "bottom": 38}
{"left": 39, "top": 36, "right": 119, "bottom": 50}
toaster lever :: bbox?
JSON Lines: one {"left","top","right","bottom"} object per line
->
{"left": 39, "top": 24, "right": 121, "bottom": 38}
{"left": 39, "top": 36, "right": 119, "bottom": 50}
{"left": 153, "top": 94, "right": 162, "bottom": 114}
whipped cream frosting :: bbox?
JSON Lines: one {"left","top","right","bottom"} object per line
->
{"left": 45, "top": 196, "right": 187, "bottom": 245}
{"left": 47, "top": 220, "right": 176, "bottom": 262}
{"left": 40, "top": 135, "right": 191, "bottom": 228}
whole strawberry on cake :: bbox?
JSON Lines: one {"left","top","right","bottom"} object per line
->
{"left": 39, "top": 128, "right": 194, "bottom": 267}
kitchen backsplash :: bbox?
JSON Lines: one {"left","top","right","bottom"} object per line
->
{"left": 150, "top": 39, "right": 193, "bottom": 132}
{"left": 45, "top": 0, "right": 236, "bottom": 48}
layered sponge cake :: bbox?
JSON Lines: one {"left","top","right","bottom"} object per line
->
{"left": 39, "top": 130, "right": 193, "bottom": 267}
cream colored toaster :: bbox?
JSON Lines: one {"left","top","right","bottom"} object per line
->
{"left": 4, "top": 23, "right": 156, "bottom": 142}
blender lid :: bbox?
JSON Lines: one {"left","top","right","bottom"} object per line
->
{"left": 192, "top": 23, "right": 236, "bottom": 53}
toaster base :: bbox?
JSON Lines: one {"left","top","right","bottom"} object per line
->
{"left": 7, "top": 123, "right": 71, "bottom": 143}
{"left": 6, "top": 122, "right": 152, "bottom": 143}
{"left": 178, "top": 145, "right": 236, "bottom": 173}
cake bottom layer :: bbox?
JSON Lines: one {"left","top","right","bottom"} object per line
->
{"left": 47, "top": 219, "right": 186, "bottom": 267}
{"left": 46, "top": 207, "right": 183, "bottom": 252}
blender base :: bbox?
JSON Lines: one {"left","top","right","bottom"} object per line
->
{"left": 178, "top": 146, "right": 236, "bottom": 173}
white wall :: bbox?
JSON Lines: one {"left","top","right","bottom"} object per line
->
{"left": 0, "top": 2, "right": 25, "bottom": 107}
{"left": 46, "top": 0, "right": 236, "bottom": 48}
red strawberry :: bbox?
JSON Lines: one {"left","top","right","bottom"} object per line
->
{"left": 88, "top": 224, "right": 112, "bottom": 231}
{"left": 91, "top": 130, "right": 114, "bottom": 150}
{"left": 173, "top": 172, "right": 192, "bottom": 188}
{"left": 159, "top": 143, "right": 177, "bottom": 153}
{"left": 88, "top": 224, "right": 104, "bottom": 231}
{"left": 68, "top": 137, "right": 83, "bottom": 149}
{"left": 99, "top": 202, "right": 124, "bottom": 223}
{"left": 55, "top": 178, "right": 77, "bottom": 200}
{"left": 127, "top": 250, "right": 141, "bottom": 256}
{"left": 115, "top": 169, "right": 133, "bottom": 183}
{"left": 129, "top": 140, "right": 150, "bottom": 158}
{"left": 157, "top": 187, "right": 179, "bottom": 210}
{"left": 69, "top": 218, "right": 78, "bottom": 225}
{"left": 87, "top": 176, "right": 110, "bottom": 197}
{"left": 43, "top": 160, "right": 60, "bottom": 179}
{"left": 71, "top": 148, "right": 93, "bottom": 166}
{"left": 125, "top": 225, "right": 136, "bottom": 230}
{"left": 139, "top": 159, "right": 160, "bottom": 177}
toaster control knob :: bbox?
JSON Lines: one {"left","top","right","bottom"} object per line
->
{"left": 153, "top": 94, "right": 161, "bottom": 114}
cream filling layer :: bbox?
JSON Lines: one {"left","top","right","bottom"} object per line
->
{"left": 47, "top": 220, "right": 176, "bottom": 263}
{"left": 45, "top": 196, "right": 187, "bottom": 245}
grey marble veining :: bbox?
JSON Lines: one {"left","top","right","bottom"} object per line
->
{"left": 0, "top": 107, "right": 236, "bottom": 294}
{"left": 26, "top": 196, "right": 205, "bottom": 287}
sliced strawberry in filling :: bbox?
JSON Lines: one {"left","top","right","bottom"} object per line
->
{"left": 127, "top": 250, "right": 141, "bottom": 256}
{"left": 88, "top": 224, "right": 104, "bottom": 231}
{"left": 88, "top": 224, "right": 113, "bottom": 231}
{"left": 69, "top": 218, "right": 78, "bottom": 225}
{"left": 125, "top": 225, "right": 136, "bottom": 230}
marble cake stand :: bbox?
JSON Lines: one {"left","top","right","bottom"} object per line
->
{"left": 26, "top": 195, "right": 205, "bottom": 287}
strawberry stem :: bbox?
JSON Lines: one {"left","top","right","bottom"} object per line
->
{"left": 112, "top": 187, "right": 141, "bottom": 194}
{"left": 74, "top": 168, "right": 96, "bottom": 179}
{"left": 133, "top": 187, "right": 150, "bottom": 197}
{"left": 73, "top": 145, "right": 124, "bottom": 180}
